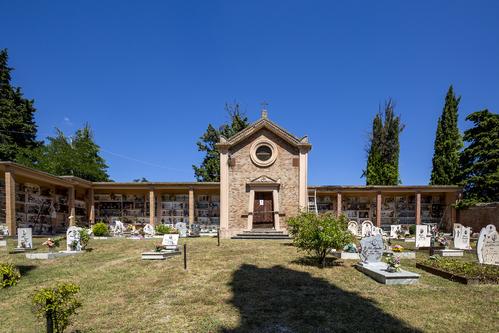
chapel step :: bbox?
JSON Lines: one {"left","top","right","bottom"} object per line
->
{"left": 231, "top": 230, "right": 292, "bottom": 240}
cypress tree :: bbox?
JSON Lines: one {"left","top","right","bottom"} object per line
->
{"left": 363, "top": 99, "right": 404, "bottom": 185}
{"left": 430, "top": 86, "right": 462, "bottom": 184}
{"left": 459, "top": 110, "right": 499, "bottom": 203}
{"left": 0, "top": 49, "right": 40, "bottom": 162}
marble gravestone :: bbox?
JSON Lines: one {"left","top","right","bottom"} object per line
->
{"left": 453, "top": 224, "right": 471, "bottom": 250}
{"left": 143, "top": 224, "right": 155, "bottom": 237}
{"left": 162, "top": 233, "right": 180, "bottom": 250}
{"left": 66, "top": 226, "right": 82, "bottom": 252}
{"left": 477, "top": 224, "right": 499, "bottom": 266}
{"left": 361, "top": 220, "right": 374, "bottom": 238}
{"left": 175, "top": 222, "right": 188, "bottom": 238}
{"left": 112, "top": 220, "right": 125, "bottom": 236}
{"left": 390, "top": 225, "right": 402, "bottom": 238}
{"left": 360, "top": 234, "right": 384, "bottom": 263}
{"left": 348, "top": 221, "right": 359, "bottom": 236}
{"left": 415, "top": 225, "right": 431, "bottom": 248}
{"left": 17, "top": 228, "right": 33, "bottom": 249}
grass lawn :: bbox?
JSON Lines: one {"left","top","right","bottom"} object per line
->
{"left": 1, "top": 237, "right": 498, "bottom": 332}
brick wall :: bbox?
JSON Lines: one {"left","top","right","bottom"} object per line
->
{"left": 458, "top": 202, "right": 499, "bottom": 233}
{"left": 228, "top": 129, "right": 300, "bottom": 232}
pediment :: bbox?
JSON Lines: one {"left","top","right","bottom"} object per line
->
{"left": 248, "top": 175, "right": 279, "bottom": 184}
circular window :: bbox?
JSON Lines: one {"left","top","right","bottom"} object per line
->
{"left": 250, "top": 140, "right": 278, "bottom": 167}
{"left": 255, "top": 145, "right": 272, "bottom": 161}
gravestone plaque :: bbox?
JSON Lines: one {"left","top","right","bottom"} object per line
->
{"left": 390, "top": 225, "right": 402, "bottom": 238}
{"left": 415, "top": 225, "right": 431, "bottom": 248}
{"left": 360, "top": 234, "right": 384, "bottom": 263}
{"left": 143, "top": 224, "right": 155, "bottom": 237}
{"left": 162, "top": 233, "right": 180, "bottom": 249}
{"left": 453, "top": 224, "right": 471, "bottom": 250}
{"left": 66, "top": 226, "right": 81, "bottom": 252}
{"left": 348, "top": 221, "right": 359, "bottom": 236}
{"left": 477, "top": 224, "right": 499, "bottom": 266}
{"left": 361, "top": 220, "right": 374, "bottom": 238}
{"left": 17, "top": 228, "right": 33, "bottom": 249}
{"left": 175, "top": 222, "right": 188, "bottom": 238}
{"left": 113, "top": 220, "right": 125, "bottom": 236}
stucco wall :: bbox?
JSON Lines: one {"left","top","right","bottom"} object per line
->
{"left": 228, "top": 129, "right": 300, "bottom": 232}
{"left": 458, "top": 202, "right": 499, "bottom": 233}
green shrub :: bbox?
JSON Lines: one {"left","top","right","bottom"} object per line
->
{"left": 0, "top": 263, "right": 21, "bottom": 288}
{"left": 32, "top": 282, "right": 81, "bottom": 333}
{"left": 155, "top": 224, "right": 178, "bottom": 235}
{"left": 78, "top": 229, "right": 90, "bottom": 249}
{"left": 92, "top": 222, "right": 109, "bottom": 237}
{"left": 409, "top": 225, "right": 416, "bottom": 235}
{"left": 288, "top": 212, "right": 354, "bottom": 268}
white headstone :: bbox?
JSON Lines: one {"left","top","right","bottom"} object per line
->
{"left": 348, "top": 221, "right": 359, "bottom": 236}
{"left": 112, "top": 220, "right": 125, "bottom": 236}
{"left": 477, "top": 224, "right": 499, "bottom": 266}
{"left": 66, "top": 226, "right": 81, "bottom": 252}
{"left": 390, "top": 225, "right": 402, "bottom": 238}
{"left": 143, "top": 224, "right": 155, "bottom": 237}
{"left": 360, "top": 234, "right": 384, "bottom": 263}
{"left": 361, "top": 220, "right": 374, "bottom": 238}
{"left": 162, "top": 233, "right": 180, "bottom": 249}
{"left": 17, "top": 228, "right": 33, "bottom": 249}
{"left": 175, "top": 222, "right": 188, "bottom": 238}
{"left": 415, "top": 225, "right": 431, "bottom": 248}
{"left": 453, "top": 224, "right": 471, "bottom": 250}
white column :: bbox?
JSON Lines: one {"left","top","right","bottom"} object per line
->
{"left": 247, "top": 189, "right": 255, "bottom": 230}
{"left": 220, "top": 148, "right": 230, "bottom": 233}
{"left": 416, "top": 192, "right": 421, "bottom": 225}
{"left": 376, "top": 192, "right": 382, "bottom": 227}
{"left": 5, "top": 171, "right": 16, "bottom": 235}
{"left": 68, "top": 187, "right": 75, "bottom": 226}
{"left": 298, "top": 149, "right": 308, "bottom": 211}
{"left": 272, "top": 189, "right": 280, "bottom": 230}
{"left": 336, "top": 193, "right": 342, "bottom": 217}
{"left": 149, "top": 190, "right": 155, "bottom": 225}
{"left": 188, "top": 188, "right": 195, "bottom": 228}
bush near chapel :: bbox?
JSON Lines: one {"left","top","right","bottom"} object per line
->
{"left": 155, "top": 224, "right": 178, "bottom": 235}
{"left": 0, "top": 263, "right": 21, "bottom": 288}
{"left": 288, "top": 212, "right": 354, "bottom": 268}
{"left": 92, "top": 222, "right": 109, "bottom": 237}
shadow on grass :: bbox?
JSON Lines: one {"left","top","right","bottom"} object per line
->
{"left": 16, "top": 265, "right": 37, "bottom": 276}
{"left": 291, "top": 256, "right": 344, "bottom": 268}
{"left": 223, "top": 264, "right": 421, "bottom": 333}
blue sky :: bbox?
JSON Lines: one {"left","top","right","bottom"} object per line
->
{"left": 1, "top": 1, "right": 498, "bottom": 184}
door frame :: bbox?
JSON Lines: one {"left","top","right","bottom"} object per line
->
{"left": 247, "top": 184, "right": 280, "bottom": 230}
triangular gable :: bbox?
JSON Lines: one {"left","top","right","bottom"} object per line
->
{"left": 249, "top": 175, "right": 279, "bottom": 184}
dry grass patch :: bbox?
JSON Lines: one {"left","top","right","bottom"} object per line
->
{"left": 0, "top": 237, "right": 498, "bottom": 332}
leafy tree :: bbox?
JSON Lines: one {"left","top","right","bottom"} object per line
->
{"left": 133, "top": 177, "right": 149, "bottom": 182}
{"left": 193, "top": 103, "right": 249, "bottom": 181}
{"left": 26, "top": 124, "right": 110, "bottom": 181}
{"left": 458, "top": 110, "right": 499, "bottom": 203}
{"left": 287, "top": 212, "right": 354, "bottom": 268}
{"left": 0, "top": 48, "right": 40, "bottom": 162}
{"left": 363, "top": 99, "right": 405, "bottom": 185}
{"left": 430, "top": 86, "right": 463, "bottom": 184}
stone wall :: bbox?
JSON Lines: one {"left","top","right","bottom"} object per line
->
{"left": 458, "top": 202, "right": 499, "bottom": 233}
{"left": 228, "top": 129, "right": 300, "bottom": 233}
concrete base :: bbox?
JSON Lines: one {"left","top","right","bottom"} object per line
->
{"left": 404, "top": 238, "right": 416, "bottom": 243}
{"left": 141, "top": 250, "right": 181, "bottom": 260}
{"left": 331, "top": 251, "right": 360, "bottom": 260}
{"left": 0, "top": 240, "right": 6, "bottom": 247}
{"left": 355, "top": 262, "right": 420, "bottom": 285}
{"left": 384, "top": 251, "right": 416, "bottom": 259}
{"left": 26, "top": 251, "right": 83, "bottom": 260}
{"left": 92, "top": 236, "right": 109, "bottom": 240}
{"left": 434, "top": 249, "right": 464, "bottom": 257}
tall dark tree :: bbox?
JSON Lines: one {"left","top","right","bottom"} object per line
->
{"left": 430, "top": 86, "right": 462, "bottom": 184}
{"left": 193, "top": 103, "right": 249, "bottom": 181}
{"left": 363, "top": 99, "right": 405, "bottom": 185}
{"left": 458, "top": 110, "right": 499, "bottom": 203}
{"left": 30, "top": 124, "right": 110, "bottom": 182}
{"left": 0, "top": 49, "right": 40, "bottom": 162}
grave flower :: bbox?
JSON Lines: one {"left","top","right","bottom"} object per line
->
{"left": 386, "top": 255, "right": 401, "bottom": 272}
{"left": 392, "top": 245, "right": 404, "bottom": 252}
{"left": 42, "top": 238, "right": 60, "bottom": 252}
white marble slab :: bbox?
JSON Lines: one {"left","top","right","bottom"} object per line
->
{"left": 0, "top": 240, "right": 6, "bottom": 247}
{"left": 26, "top": 251, "right": 82, "bottom": 260}
{"left": 355, "top": 262, "right": 420, "bottom": 285}
{"left": 383, "top": 251, "right": 416, "bottom": 259}
{"left": 434, "top": 249, "right": 464, "bottom": 257}
{"left": 331, "top": 251, "right": 360, "bottom": 260}
{"left": 141, "top": 251, "right": 181, "bottom": 260}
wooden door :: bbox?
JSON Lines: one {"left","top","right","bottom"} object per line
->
{"left": 253, "top": 192, "right": 274, "bottom": 228}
